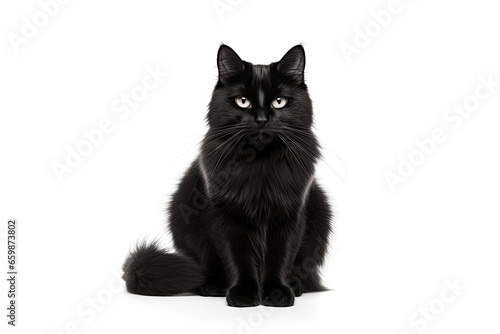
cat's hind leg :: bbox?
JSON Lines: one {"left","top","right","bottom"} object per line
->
{"left": 168, "top": 163, "right": 229, "bottom": 297}
{"left": 292, "top": 182, "right": 333, "bottom": 293}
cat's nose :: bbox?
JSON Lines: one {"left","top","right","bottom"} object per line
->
{"left": 254, "top": 111, "right": 268, "bottom": 127}
{"left": 254, "top": 116, "right": 268, "bottom": 127}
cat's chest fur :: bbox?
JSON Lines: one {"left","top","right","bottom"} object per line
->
{"left": 199, "top": 149, "right": 313, "bottom": 217}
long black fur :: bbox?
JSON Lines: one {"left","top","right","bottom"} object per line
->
{"left": 122, "top": 242, "right": 205, "bottom": 296}
{"left": 123, "top": 44, "right": 333, "bottom": 307}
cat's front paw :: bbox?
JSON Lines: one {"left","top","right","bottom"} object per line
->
{"left": 226, "top": 285, "right": 260, "bottom": 307}
{"left": 262, "top": 284, "right": 295, "bottom": 307}
{"left": 289, "top": 276, "right": 303, "bottom": 297}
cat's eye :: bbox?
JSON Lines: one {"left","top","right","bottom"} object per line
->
{"left": 271, "top": 97, "right": 288, "bottom": 109}
{"left": 235, "top": 96, "right": 252, "bottom": 109}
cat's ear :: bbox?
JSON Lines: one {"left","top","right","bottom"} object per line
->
{"left": 217, "top": 45, "right": 245, "bottom": 84}
{"left": 277, "top": 45, "right": 305, "bottom": 82}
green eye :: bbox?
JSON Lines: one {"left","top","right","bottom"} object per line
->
{"left": 235, "top": 96, "right": 252, "bottom": 108}
{"left": 271, "top": 97, "right": 288, "bottom": 109}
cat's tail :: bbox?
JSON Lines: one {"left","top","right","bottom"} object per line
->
{"left": 122, "top": 242, "right": 205, "bottom": 296}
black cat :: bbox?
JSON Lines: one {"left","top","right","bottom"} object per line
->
{"left": 122, "top": 44, "right": 333, "bottom": 307}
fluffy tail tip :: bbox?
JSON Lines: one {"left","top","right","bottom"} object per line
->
{"left": 122, "top": 242, "right": 205, "bottom": 296}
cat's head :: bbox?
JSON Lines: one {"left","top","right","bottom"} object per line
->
{"left": 208, "top": 45, "right": 313, "bottom": 137}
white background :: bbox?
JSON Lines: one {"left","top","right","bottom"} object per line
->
{"left": 1, "top": 0, "right": 500, "bottom": 333}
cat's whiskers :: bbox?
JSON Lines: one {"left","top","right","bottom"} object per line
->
{"left": 276, "top": 133, "right": 310, "bottom": 176}
{"left": 205, "top": 129, "right": 245, "bottom": 185}
{"left": 280, "top": 131, "right": 319, "bottom": 164}
{"left": 280, "top": 125, "right": 315, "bottom": 137}
{"left": 202, "top": 129, "right": 244, "bottom": 159}
{"left": 193, "top": 129, "right": 243, "bottom": 200}
{"left": 165, "top": 126, "right": 246, "bottom": 165}
{"left": 281, "top": 131, "right": 345, "bottom": 183}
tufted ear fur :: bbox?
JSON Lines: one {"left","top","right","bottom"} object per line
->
{"left": 217, "top": 45, "right": 245, "bottom": 84}
{"left": 277, "top": 45, "right": 305, "bottom": 82}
